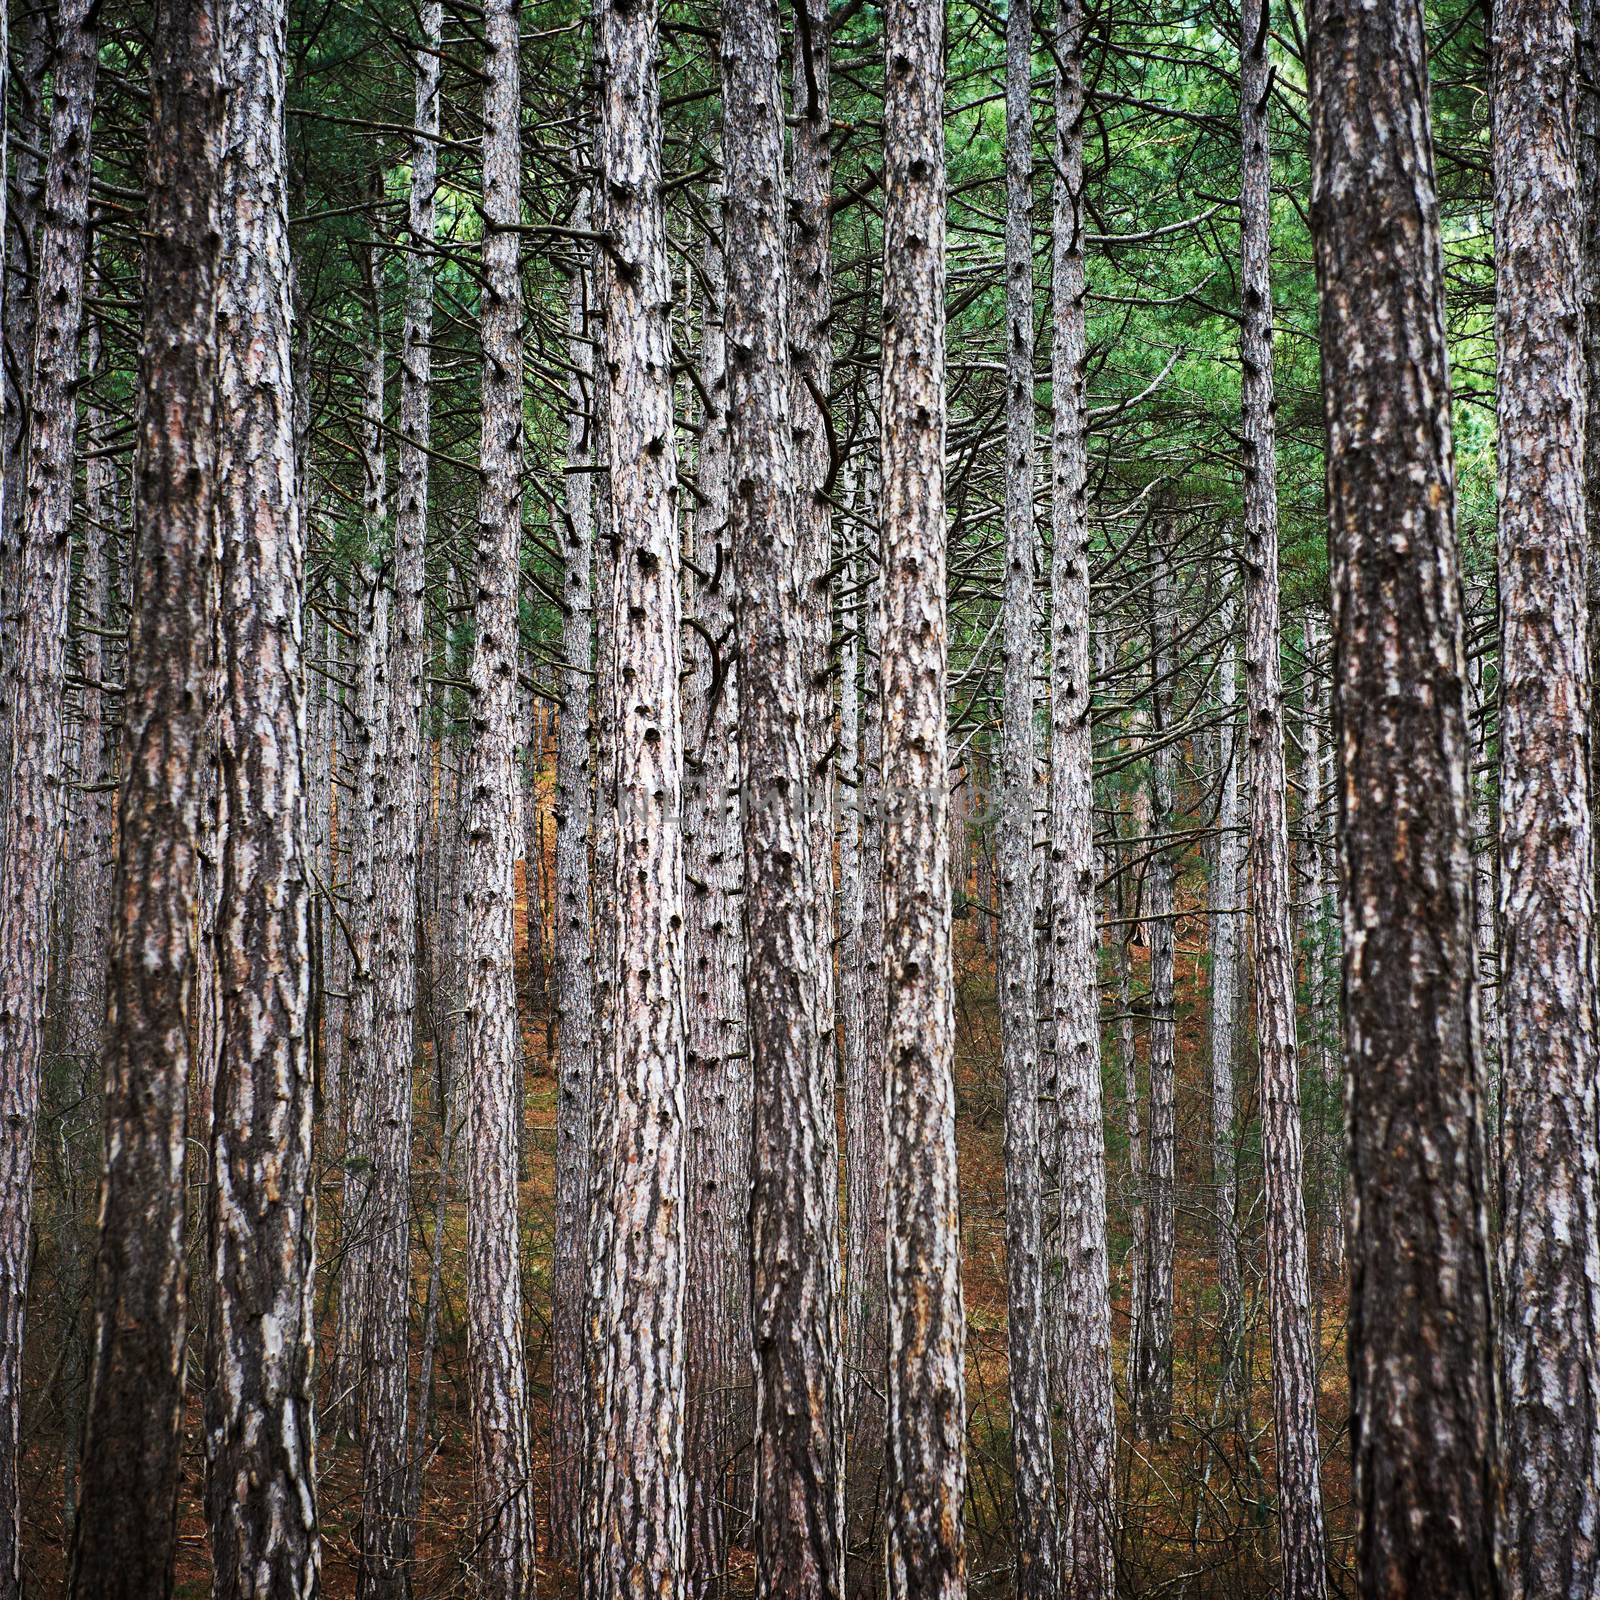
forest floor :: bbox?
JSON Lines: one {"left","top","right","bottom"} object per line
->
{"left": 19, "top": 841, "right": 1356, "bottom": 1599}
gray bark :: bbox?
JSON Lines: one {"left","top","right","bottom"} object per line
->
{"left": 461, "top": 0, "right": 537, "bottom": 1588}
{"left": 682, "top": 188, "right": 750, "bottom": 1597}
{"left": 1208, "top": 611, "right": 1244, "bottom": 1394}
{"left": 356, "top": 11, "right": 441, "bottom": 1589}
{"left": 549, "top": 181, "right": 596, "bottom": 1571}
{"left": 1000, "top": 4, "right": 1057, "bottom": 1587}
{"left": 721, "top": 0, "right": 845, "bottom": 1587}
{"left": 1237, "top": 4, "right": 1329, "bottom": 1586}
{"left": 590, "top": 0, "right": 690, "bottom": 1574}
{"left": 1047, "top": 0, "right": 1117, "bottom": 1583}
{"left": 1133, "top": 541, "right": 1177, "bottom": 1445}
{"left": 880, "top": 0, "right": 967, "bottom": 1584}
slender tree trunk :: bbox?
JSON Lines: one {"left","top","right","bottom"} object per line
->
{"left": 69, "top": 1, "right": 221, "bottom": 1588}
{"left": 880, "top": 0, "right": 967, "bottom": 1585}
{"left": 356, "top": 12, "right": 440, "bottom": 1590}
{"left": 999, "top": 8, "right": 1057, "bottom": 1588}
{"left": 549, "top": 182, "right": 596, "bottom": 1571}
{"left": 719, "top": 0, "right": 845, "bottom": 1589}
{"left": 1237, "top": 5, "right": 1329, "bottom": 1587}
{"left": 1048, "top": 0, "right": 1117, "bottom": 1581}
{"left": 845, "top": 459, "right": 888, "bottom": 1596}
{"left": 1208, "top": 612, "right": 1244, "bottom": 1393}
{"left": 205, "top": 0, "right": 320, "bottom": 1587}
{"left": 682, "top": 188, "right": 751, "bottom": 1597}
{"left": 591, "top": 0, "right": 689, "bottom": 1572}
{"left": 1491, "top": 0, "right": 1600, "bottom": 1591}
{"left": 461, "top": 0, "right": 537, "bottom": 1589}
{"left": 0, "top": 3, "right": 44, "bottom": 807}
{"left": 1308, "top": 0, "right": 1500, "bottom": 1588}
{"left": 336, "top": 345, "right": 392, "bottom": 1434}
{"left": 0, "top": 0, "right": 98, "bottom": 1580}
{"left": 791, "top": 0, "right": 838, "bottom": 1239}
{"left": 580, "top": 298, "right": 619, "bottom": 1600}
{"left": 1133, "top": 540, "right": 1177, "bottom": 1444}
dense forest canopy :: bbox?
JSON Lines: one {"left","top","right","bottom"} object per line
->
{"left": 0, "top": 0, "right": 1590, "bottom": 1592}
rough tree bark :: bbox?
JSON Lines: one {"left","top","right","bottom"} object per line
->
{"left": 204, "top": 0, "right": 321, "bottom": 1587}
{"left": 720, "top": 0, "right": 846, "bottom": 1589}
{"left": 1133, "top": 538, "right": 1177, "bottom": 1445}
{"left": 0, "top": 0, "right": 98, "bottom": 1581}
{"left": 1208, "top": 608, "right": 1244, "bottom": 1394}
{"left": 1237, "top": 3, "right": 1329, "bottom": 1588}
{"left": 1491, "top": 0, "right": 1600, "bottom": 1592}
{"left": 999, "top": 2, "right": 1058, "bottom": 1587}
{"left": 590, "top": 0, "right": 690, "bottom": 1575}
{"left": 682, "top": 187, "right": 751, "bottom": 1596}
{"left": 1048, "top": 0, "right": 1117, "bottom": 1583}
{"left": 460, "top": 0, "right": 537, "bottom": 1589}
{"left": 1308, "top": 0, "right": 1501, "bottom": 1589}
{"left": 335, "top": 299, "right": 392, "bottom": 1434}
{"left": 549, "top": 179, "right": 596, "bottom": 1570}
{"left": 791, "top": 0, "right": 839, "bottom": 1234}
{"left": 879, "top": 0, "right": 967, "bottom": 1586}
{"left": 68, "top": 0, "right": 221, "bottom": 1588}
{"left": 845, "top": 451, "right": 889, "bottom": 1596}
{"left": 356, "top": 10, "right": 441, "bottom": 1590}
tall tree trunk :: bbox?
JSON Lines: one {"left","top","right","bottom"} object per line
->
{"left": 682, "top": 188, "right": 751, "bottom": 1597}
{"left": 1048, "top": 0, "right": 1117, "bottom": 1582}
{"left": 1237, "top": 4, "right": 1329, "bottom": 1588}
{"left": 461, "top": 0, "right": 537, "bottom": 1589}
{"left": 1133, "top": 539, "right": 1177, "bottom": 1445}
{"left": 1000, "top": 5, "right": 1057, "bottom": 1588}
{"left": 0, "top": 0, "right": 98, "bottom": 1581}
{"left": 580, "top": 300, "right": 619, "bottom": 1600}
{"left": 1585, "top": 0, "right": 1600, "bottom": 873}
{"left": 1491, "top": 0, "right": 1600, "bottom": 1592}
{"left": 549, "top": 181, "right": 596, "bottom": 1571}
{"left": 845, "top": 457, "right": 888, "bottom": 1596}
{"left": 356, "top": 11, "right": 440, "bottom": 1590}
{"left": 205, "top": 0, "right": 320, "bottom": 1586}
{"left": 336, "top": 313, "right": 392, "bottom": 1433}
{"left": 591, "top": 0, "right": 689, "bottom": 1572}
{"left": 1208, "top": 611, "right": 1244, "bottom": 1394}
{"left": 1308, "top": 0, "right": 1500, "bottom": 1589}
{"left": 0, "top": 0, "right": 45, "bottom": 811}
{"left": 791, "top": 0, "right": 838, "bottom": 1255}
{"left": 720, "top": 0, "right": 845, "bottom": 1589}
{"left": 880, "top": 0, "right": 966, "bottom": 1586}
{"left": 69, "top": 0, "right": 220, "bottom": 1587}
